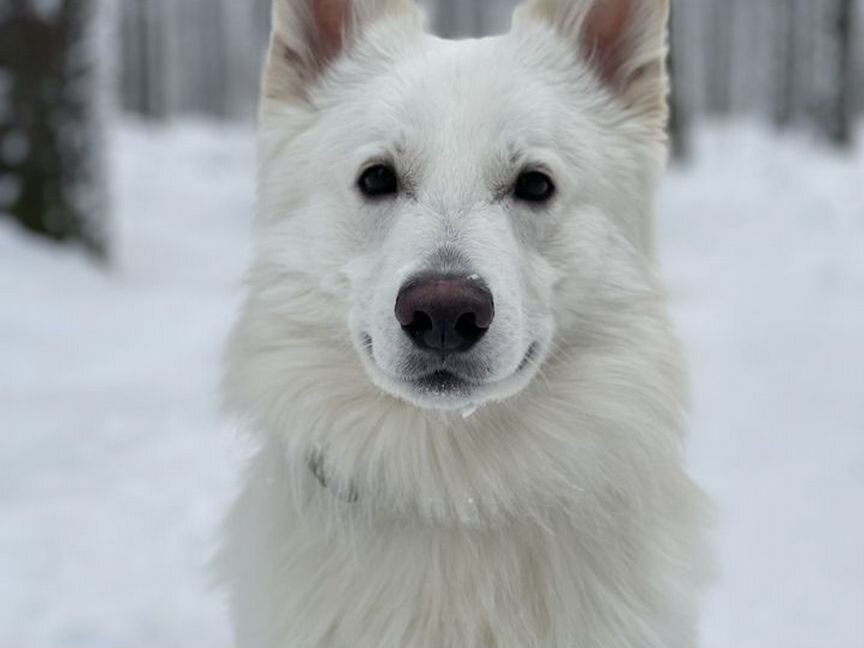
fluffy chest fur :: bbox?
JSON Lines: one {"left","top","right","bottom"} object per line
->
{"left": 224, "top": 430, "right": 705, "bottom": 648}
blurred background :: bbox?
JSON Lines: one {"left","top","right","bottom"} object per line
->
{"left": 1, "top": 1, "right": 862, "bottom": 647}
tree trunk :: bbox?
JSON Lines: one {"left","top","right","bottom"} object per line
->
{"left": 0, "top": 0, "right": 108, "bottom": 259}
{"left": 773, "top": 0, "right": 797, "bottom": 128}
{"left": 823, "top": 0, "right": 855, "bottom": 146}
{"left": 705, "top": 0, "right": 733, "bottom": 114}
{"left": 434, "top": 0, "right": 465, "bottom": 38}
{"left": 668, "top": 3, "right": 691, "bottom": 161}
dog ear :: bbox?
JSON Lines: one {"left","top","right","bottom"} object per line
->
{"left": 513, "top": 0, "right": 669, "bottom": 120}
{"left": 264, "top": 0, "right": 422, "bottom": 103}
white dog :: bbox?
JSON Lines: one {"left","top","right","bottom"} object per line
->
{"left": 220, "top": 0, "right": 709, "bottom": 646}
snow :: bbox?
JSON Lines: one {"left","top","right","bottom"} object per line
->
{"left": 661, "top": 124, "right": 864, "bottom": 648}
{"left": 0, "top": 120, "right": 254, "bottom": 648}
{"left": 1, "top": 119, "right": 862, "bottom": 648}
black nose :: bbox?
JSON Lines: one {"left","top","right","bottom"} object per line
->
{"left": 395, "top": 275, "right": 494, "bottom": 355}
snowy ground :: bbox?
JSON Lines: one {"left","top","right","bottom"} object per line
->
{"left": 1, "top": 120, "right": 862, "bottom": 648}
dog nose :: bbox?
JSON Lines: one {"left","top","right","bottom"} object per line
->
{"left": 395, "top": 275, "right": 494, "bottom": 355}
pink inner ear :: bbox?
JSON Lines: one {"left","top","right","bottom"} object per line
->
{"left": 583, "top": 0, "right": 634, "bottom": 86}
{"left": 313, "top": 0, "right": 351, "bottom": 60}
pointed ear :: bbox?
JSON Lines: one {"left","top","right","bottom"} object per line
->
{"left": 514, "top": 0, "right": 670, "bottom": 120}
{"left": 263, "top": 0, "right": 422, "bottom": 103}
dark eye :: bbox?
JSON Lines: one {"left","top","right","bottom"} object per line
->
{"left": 358, "top": 164, "right": 398, "bottom": 198}
{"left": 514, "top": 171, "right": 555, "bottom": 203}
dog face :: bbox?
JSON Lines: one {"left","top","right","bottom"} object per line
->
{"left": 251, "top": 0, "right": 670, "bottom": 412}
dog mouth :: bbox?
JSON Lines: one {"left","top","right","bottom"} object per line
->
{"left": 363, "top": 335, "right": 539, "bottom": 397}
{"left": 411, "top": 370, "right": 470, "bottom": 393}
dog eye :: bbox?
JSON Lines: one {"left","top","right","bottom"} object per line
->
{"left": 514, "top": 171, "right": 555, "bottom": 203}
{"left": 358, "top": 164, "right": 398, "bottom": 198}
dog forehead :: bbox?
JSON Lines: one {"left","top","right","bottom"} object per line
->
{"left": 398, "top": 37, "right": 561, "bottom": 131}
{"left": 334, "top": 33, "right": 581, "bottom": 148}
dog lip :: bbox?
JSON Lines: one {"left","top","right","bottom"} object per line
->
{"left": 402, "top": 361, "right": 484, "bottom": 386}
{"left": 411, "top": 370, "right": 469, "bottom": 393}
{"left": 364, "top": 337, "right": 541, "bottom": 396}
{"left": 517, "top": 342, "right": 539, "bottom": 372}
{"left": 398, "top": 343, "right": 540, "bottom": 391}
{"left": 360, "top": 333, "right": 375, "bottom": 359}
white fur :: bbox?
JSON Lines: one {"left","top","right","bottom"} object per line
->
{"left": 220, "top": 0, "right": 710, "bottom": 646}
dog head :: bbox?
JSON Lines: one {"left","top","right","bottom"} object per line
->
{"left": 241, "top": 0, "right": 672, "bottom": 416}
